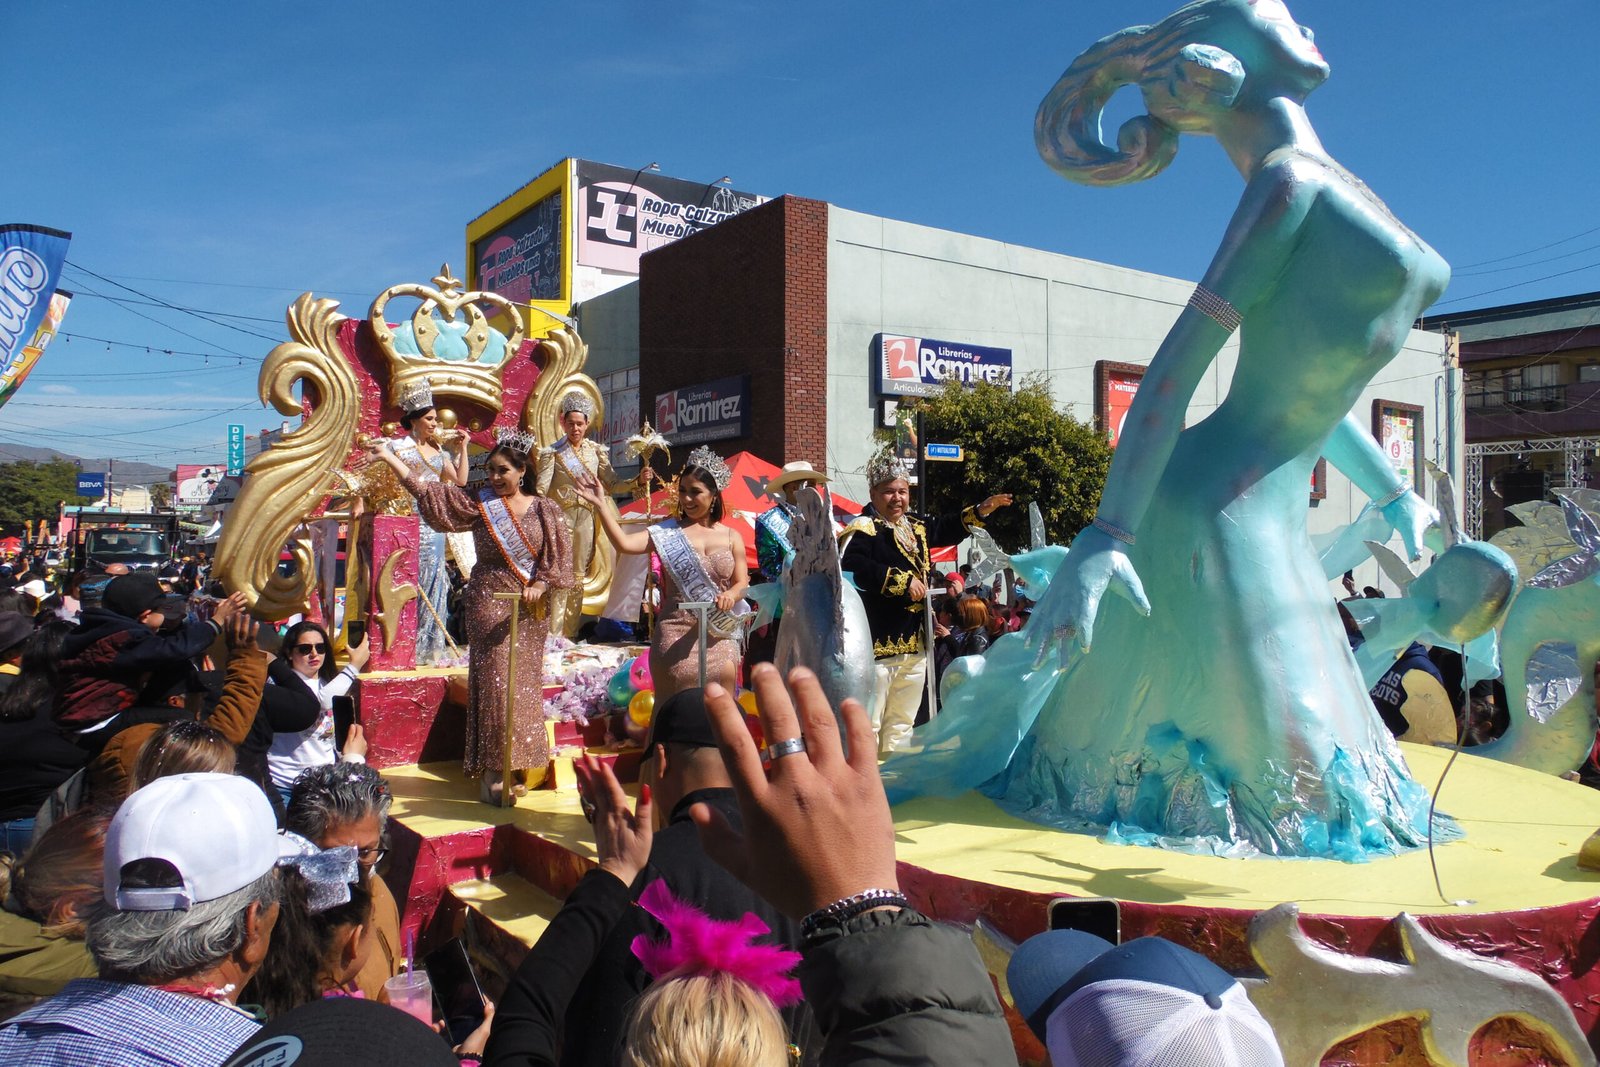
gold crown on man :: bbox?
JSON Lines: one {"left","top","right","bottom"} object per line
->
{"left": 368, "top": 264, "right": 526, "bottom": 416}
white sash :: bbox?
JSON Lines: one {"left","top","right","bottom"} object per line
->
{"left": 648, "top": 520, "right": 750, "bottom": 639}
{"left": 477, "top": 488, "right": 539, "bottom": 583}
{"left": 392, "top": 438, "right": 441, "bottom": 482}
{"left": 551, "top": 438, "right": 591, "bottom": 485}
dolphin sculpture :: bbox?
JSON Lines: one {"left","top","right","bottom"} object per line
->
{"left": 772, "top": 485, "right": 876, "bottom": 734}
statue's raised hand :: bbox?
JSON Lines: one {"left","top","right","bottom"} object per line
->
{"left": 1027, "top": 522, "right": 1150, "bottom": 665}
{"left": 1380, "top": 490, "right": 1440, "bottom": 562}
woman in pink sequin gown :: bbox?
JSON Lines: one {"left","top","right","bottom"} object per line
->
{"left": 578, "top": 461, "right": 749, "bottom": 705}
{"left": 373, "top": 438, "right": 574, "bottom": 801}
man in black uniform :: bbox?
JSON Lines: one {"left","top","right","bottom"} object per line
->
{"left": 841, "top": 447, "right": 1010, "bottom": 754}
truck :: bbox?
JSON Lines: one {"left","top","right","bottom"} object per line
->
{"left": 63, "top": 509, "right": 181, "bottom": 574}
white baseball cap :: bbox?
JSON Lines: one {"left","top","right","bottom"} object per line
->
{"left": 105, "top": 772, "right": 292, "bottom": 911}
{"left": 1008, "top": 931, "right": 1285, "bottom": 1067}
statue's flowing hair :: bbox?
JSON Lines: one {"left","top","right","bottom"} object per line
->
{"left": 1036, "top": 0, "right": 1259, "bottom": 186}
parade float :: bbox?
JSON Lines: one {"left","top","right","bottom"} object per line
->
{"left": 216, "top": 2, "right": 1600, "bottom": 1060}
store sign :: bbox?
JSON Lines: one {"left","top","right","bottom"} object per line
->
{"left": 76, "top": 473, "right": 105, "bottom": 498}
{"left": 874, "top": 334, "right": 1012, "bottom": 397}
{"left": 654, "top": 375, "right": 750, "bottom": 445}
{"left": 227, "top": 423, "right": 246, "bottom": 476}
{"left": 473, "top": 189, "right": 563, "bottom": 305}
{"left": 1105, "top": 369, "right": 1141, "bottom": 448}
{"left": 175, "top": 464, "right": 226, "bottom": 508}
{"left": 576, "top": 161, "right": 766, "bottom": 275}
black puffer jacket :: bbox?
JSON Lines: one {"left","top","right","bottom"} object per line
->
{"left": 799, "top": 908, "right": 1013, "bottom": 1066}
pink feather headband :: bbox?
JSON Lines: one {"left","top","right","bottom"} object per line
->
{"left": 629, "top": 880, "right": 803, "bottom": 1007}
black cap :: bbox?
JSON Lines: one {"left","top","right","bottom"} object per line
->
{"left": 223, "top": 998, "right": 458, "bottom": 1067}
{"left": 104, "top": 572, "right": 164, "bottom": 619}
{"left": 645, "top": 687, "right": 718, "bottom": 750}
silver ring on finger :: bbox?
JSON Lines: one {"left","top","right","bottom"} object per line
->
{"left": 767, "top": 736, "right": 807, "bottom": 761}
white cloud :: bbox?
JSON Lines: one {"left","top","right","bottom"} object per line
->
{"left": 38, "top": 384, "right": 78, "bottom": 395}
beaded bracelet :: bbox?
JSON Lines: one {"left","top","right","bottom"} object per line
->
{"left": 800, "top": 888, "right": 909, "bottom": 939}
{"left": 1188, "top": 284, "right": 1242, "bottom": 333}
{"left": 1091, "top": 516, "right": 1136, "bottom": 546}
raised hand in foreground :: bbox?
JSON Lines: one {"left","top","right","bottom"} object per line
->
{"left": 691, "top": 665, "right": 899, "bottom": 920}
{"left": 572, "top": 753, "right": 653, "bottom": 887}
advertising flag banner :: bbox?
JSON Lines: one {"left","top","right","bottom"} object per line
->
{"left": 227, "top": 424, "right": 246, "bottom": 476}
{"left": 0, "top": 225, "right": 72, "bottom": 410}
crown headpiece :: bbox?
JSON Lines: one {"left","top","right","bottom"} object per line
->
{"left": 866, "top": 443, "right": 912, "bottom": 488}
{"left": 685, "top": 445, "right": 732, "bottom": 490}
{"left": 394, "top": 379, "right": 434, "bottom": 415}
{"left": 495, "top": 425, "right": 539, "bottom": 456}
{"left": 370, "top": 264, "right": 526, "bottom": 416}
{"left": 559, "top": 390, "right": 597, "bottom": 419}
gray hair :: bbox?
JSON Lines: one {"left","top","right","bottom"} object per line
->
{"left": 87, "top": 868, "right": 282, "bottom": 984}
{"left": 285, "top": 762, "right": 393, "bottom": 841}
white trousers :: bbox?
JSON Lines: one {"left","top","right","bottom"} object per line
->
{"left": 872, "top": 652, "right": 927, "bottom": 756}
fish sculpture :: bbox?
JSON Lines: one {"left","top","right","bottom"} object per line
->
{"left": 1477, "top": 493, "right": 1600, "bottom": 774}
{"left": 1243, "top": 903, "right": 1595, "bottom": 1067}
{"left": 773, "top": 485, "right": 876, "bottom": 735}
{"left": 965, "top": 501, "right": 1066, "bottom": 602}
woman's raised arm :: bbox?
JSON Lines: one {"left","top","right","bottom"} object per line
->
{"left": 572, "top": 471, "right": 651, "bottom": 555}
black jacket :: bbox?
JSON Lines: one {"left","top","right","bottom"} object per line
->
{"left": 842, "top": 506, "right": 980, "bottom": 659}
{"left": 799, "top": 907, "right": 1013, "bottom": 1066}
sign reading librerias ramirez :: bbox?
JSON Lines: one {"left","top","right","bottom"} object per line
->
{"left": 655, "top": 375, "right": 750, "bottom": 445}
{"left": 874, "top": 333, "right": 1013, "bottom": 398}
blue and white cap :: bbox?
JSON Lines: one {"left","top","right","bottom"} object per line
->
{"left": 1008, "top": 932, "right": 1284, "bottom": 1067}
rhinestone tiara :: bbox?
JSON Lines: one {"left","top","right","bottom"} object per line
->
{"left": 685, "top": 445, "right": 732, "bottom": 490}
{"left": 494, "top": 425, "right": 538, "bottom": 456}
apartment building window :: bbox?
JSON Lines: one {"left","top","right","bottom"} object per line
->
{"left": 1579, "top": 363, "right": 1600, "bottom": 383}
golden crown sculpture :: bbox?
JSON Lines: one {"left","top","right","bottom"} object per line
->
{"left": 369, "top": 265, "right": 525, "bottom": 415}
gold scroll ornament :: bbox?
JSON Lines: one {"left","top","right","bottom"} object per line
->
{"left": 215, "top": 295, "right": 360, "bottom": 619}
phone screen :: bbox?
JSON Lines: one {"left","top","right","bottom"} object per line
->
{"left": 1047, "top": 897, "right": 1122, "bottom": 945}
{"left": 347, "top": 620, "right": 367, "bottom": 646}
{"left": 424, "top": 939, "right": 486, "bottom": 1045}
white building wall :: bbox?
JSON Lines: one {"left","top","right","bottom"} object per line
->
{"left": 825, "top": 204, "right": 1459, "bottom": 590}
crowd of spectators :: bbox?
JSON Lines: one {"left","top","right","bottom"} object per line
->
{"left": 0, "top": 556, "right": 1319, "bottom": 1064}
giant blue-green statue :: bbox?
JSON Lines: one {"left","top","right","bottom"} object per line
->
{"left": 882, "top": 0, "right": 1518, "bottom": 860}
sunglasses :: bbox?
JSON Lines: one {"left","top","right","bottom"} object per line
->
{"left": 291, "top": 642, "right": 328, "bottom": 656}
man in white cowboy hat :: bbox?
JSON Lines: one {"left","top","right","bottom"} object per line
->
{"left": 536, "top": 390, "right": 648, "bottom": 638}
{"left": 841, "top": 446, "right": 1011, "bottom": 754}
{"left": 755, "top": 460, "right": 834, "bottom": 582}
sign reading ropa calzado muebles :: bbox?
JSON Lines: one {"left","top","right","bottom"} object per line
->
{"left": 576, "top": 161, "right": 766, "bottom": 275}
{"left": 874, "top": 334, "right": 1013, "bottom": 398}
{"left": 655, "top": 376, "right": 750, "bottom": 446}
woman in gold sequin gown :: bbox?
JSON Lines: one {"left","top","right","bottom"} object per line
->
{"left": 577, "top": 461, "right": 749, "bottom": 705}
{"left": 372, "top": 438, "right": 574, "bottom": 802}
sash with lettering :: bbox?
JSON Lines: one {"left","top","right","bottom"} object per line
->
{"left": 477, "top": 487, "right": 540, "bottom": 583}
{"left": 647, "top": 520, "right": 751, "bottom": 639}
{"left": 550, "top": 438, "right": 592, "bottom": 490}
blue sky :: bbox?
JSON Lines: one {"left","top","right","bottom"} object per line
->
{"left": 3, "top": 0, "right": 1595, "bottom": 470}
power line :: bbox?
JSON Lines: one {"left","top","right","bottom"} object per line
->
{"left": 56, "top": 331, "right": 266, "bottom": 364}
{"left": 1430, "top": 259, "right": 1600, "bottom": 309}
{"left": 65, "top": 261, "right": 284, "bottom": 345}
{"left": 67, "top": 279, "right": 251, "bottom": 358}
{"left": 1454, "top": 240, "right": 1600, "bottom": 278}
{"left": 68, "top": 290, "right": 285, "bottom": 325}
{"left": 82, "top": 271, "right": 370, "bottom": 301}
{"left": 1454, "top": 223, "right": 1600, "bottom": 270}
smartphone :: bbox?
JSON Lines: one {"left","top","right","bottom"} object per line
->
{"left": 424, "top": 938, "right": 487, "bottom": 1045}
{"left": 347, "top": 620, "right": 367, "bottom": 646}
{"left": 1048, "top": 896, "right": 1122, "bottom": 945}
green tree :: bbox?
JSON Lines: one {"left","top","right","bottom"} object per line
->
{"left": 0, "top": 459, "right": 80, "bottom": 528}
{"left": 149, "top": 481, "right": 172, "bottom": 510}
{"left": 899, "top": 374, "right": 1112, "bottom": 552}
